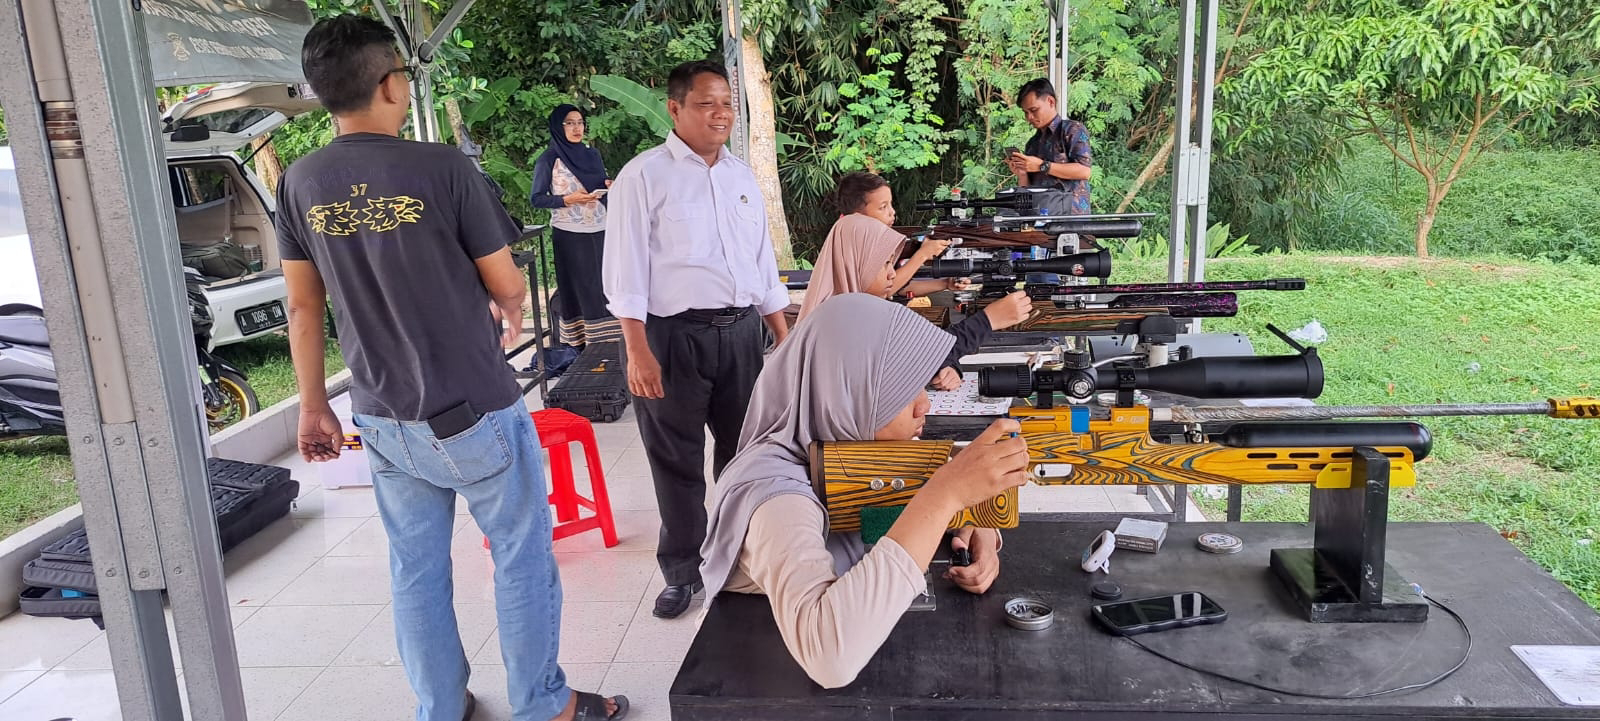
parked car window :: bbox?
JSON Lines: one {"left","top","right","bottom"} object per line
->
{"left": 180, "top": 108, "right": 275, "bottom": 135}
{"left": 169, "top": 164, "right": 230, "bottom": 208}
{"left": 0, "top": 168, "right": 27, "bottom": 237}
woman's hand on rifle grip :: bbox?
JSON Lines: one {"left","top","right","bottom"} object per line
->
{"left": 983, "top": 291, "right": 1033, "bottom": 331}
{"left": 916, "top": 238, "right": 951, "bottom": 260}
{"left": 930, "top": 419, "right": 1030, "bottom": 510}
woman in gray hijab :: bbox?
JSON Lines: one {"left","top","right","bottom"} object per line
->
{"left": 697, "top": 293, "right": 1031, "bottom": 689}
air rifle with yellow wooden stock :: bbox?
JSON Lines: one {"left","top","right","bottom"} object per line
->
{"left": 811, "top": 327, "right": 1599, "bottom": 623}
{"left": 808, "top": 338, "right": 1600, "bottom": 535}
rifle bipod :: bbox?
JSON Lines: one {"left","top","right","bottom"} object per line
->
{"left": 1269, "top": 446, "right": 1428, "bottom": 623}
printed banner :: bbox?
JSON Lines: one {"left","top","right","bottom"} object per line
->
{"left": 142, "top": 0, "right": 314, "bottom": 86}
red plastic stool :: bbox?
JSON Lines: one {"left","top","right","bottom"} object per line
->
{"left": 484, "top": 408, "right": 619, "bottom": 549}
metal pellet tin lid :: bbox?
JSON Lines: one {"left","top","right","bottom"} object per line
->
{"left": 1005, "top": 597, "right": 1055, "bottom": 631}
{"left": 1197, "top": 532, "right": 1244, "bottom": 554}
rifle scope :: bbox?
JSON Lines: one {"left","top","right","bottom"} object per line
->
{"left": 914, "top": 195, "right": 1035, "bottom": 211}
{"left": 919, "top": 248, "right": 1112, "bottom": 279}
{"left": 979, "top": 352, "right": 1325, "bottom": 404}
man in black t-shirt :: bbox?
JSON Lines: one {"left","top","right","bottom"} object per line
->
{"left": 278, "top": 16, "right": 627, "bottom": 721}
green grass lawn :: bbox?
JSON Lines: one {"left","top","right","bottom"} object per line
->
{"left": 216, "top": 335, "right": 346, "bottom": 409}
{"left": 1295, "top": 136, "right": 1600, "bottom": 264}
{"left": 1110, "top": 254, "right": 1600, "bottom": 609}
{"left": 0, "top": 334, "right": 344, "bottom": 538}
{"left": 0, "top": 436, "right": 76, "bottom": 539}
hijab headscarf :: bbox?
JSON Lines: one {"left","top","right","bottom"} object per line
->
{"left": 540, "top": 104, "right": 608, "bottom": 192}
{"left": 698, "top": 293, "right": 956, "bottom": 605}
{"left": 796, "top": 214, "right": 907, "bottom": 321}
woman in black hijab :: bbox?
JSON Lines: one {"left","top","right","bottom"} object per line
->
{"left": 530, "top": 104, "right": 618, "bottom": 349}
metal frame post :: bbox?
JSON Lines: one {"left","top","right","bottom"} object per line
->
{"left": 405, "top": 0, "right": 438, "bottom": 143}
{"left": 720, "top": 0, "right": 749, "bottom": 160}
{"left": 1046, "top": 0, "right": 1069, "bottom": 95}
{"left": 371, "top": 0, "right": 478, "bottom": 144}
{"left": 1059, "top": 0, "right": 1069, "bottom": 99}
{"left": 1048, "top": 0, "right": 1058, "bottom": 91}
{"left": 1166, "top": 0, "right": 1219, "bottom": 331}
{"left": 1, "top": 0, "right": 245, "bottom": 719}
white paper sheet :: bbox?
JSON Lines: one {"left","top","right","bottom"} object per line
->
{"left": 928, "top": 374, "right": 1014, "bottom": 416}
{"left": 1511, "top": 645, "right": 1600, "bottom": 706}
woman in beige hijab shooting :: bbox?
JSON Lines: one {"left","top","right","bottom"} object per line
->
{"left": 698, "top": 294, "right": 1030, "bottom": 688}
{"left": 799, "top": 172, "right": 1033, "bottom": 391}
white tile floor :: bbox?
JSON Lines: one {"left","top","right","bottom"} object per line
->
{"left": 0, "top": 391, "right": 1198, "bottom": 720}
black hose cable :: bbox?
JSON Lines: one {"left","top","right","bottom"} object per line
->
{"left": 1122, "top": 585, "right": 1472, "bottom": 700}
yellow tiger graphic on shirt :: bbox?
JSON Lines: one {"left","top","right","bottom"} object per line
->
{"left": 306, "top": 196, "right": 425, "bottom": 236}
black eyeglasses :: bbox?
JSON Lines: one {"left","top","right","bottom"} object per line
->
{"left": 382, "top": 65, "right": 416, "bottom": 85}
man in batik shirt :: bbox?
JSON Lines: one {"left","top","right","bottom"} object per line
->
{"left": 1006, "top": 77, "right": 1093, "bottom": 215}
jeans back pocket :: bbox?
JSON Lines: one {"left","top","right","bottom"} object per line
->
{"left": 350, "top": 414, "right": 398, "bottom": 473}
{"left": 424, "top": 411, "right": 514, "bottom": 486}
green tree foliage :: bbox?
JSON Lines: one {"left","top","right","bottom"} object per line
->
{"left": 1237, "top": 0, "right": 1600, "bottom": 256}
{"left": 818, "top": 49, "right": 947, "bottom": 173}
{"left": 270, "top": 0, "right": 1597, "bottom": 265}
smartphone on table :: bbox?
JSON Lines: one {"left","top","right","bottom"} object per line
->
{"left": 1091, "top": 591, "right": 1227, "bottom": 636}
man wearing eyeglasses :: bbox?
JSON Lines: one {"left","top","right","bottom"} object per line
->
{"left": 274, "top": 15, "right": 629, "bottom": 721}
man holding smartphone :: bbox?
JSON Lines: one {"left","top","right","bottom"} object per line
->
{"left": 603, "top": 60, "right": 791, "bottom": 620}
{"left": 1006, "top": 77, "right": 1094, "bottom": 215}
{"left": 279, "top": 16, "right": 627, "bottom": 721}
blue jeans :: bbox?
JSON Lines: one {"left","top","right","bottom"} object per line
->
{"left": 353, "top": 398, "right": 569, "bottom": 721}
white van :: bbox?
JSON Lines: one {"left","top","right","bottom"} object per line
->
{"left": 0, "top": 82, "right": 320, "bottom": 349}
{"left": 160, "top": 81, "right": 322, "bottom": 349}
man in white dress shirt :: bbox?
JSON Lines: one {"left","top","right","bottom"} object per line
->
{"left": 603, "top": 60, "right": 791, "bottom": 619}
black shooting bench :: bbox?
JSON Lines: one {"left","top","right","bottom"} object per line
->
{"left": 671, "top": 520, "right": 1600, "bottom": 720}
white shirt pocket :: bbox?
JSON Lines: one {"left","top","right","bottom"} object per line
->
{"left": 659, "top": 202, "right": 718, "bottom": 259}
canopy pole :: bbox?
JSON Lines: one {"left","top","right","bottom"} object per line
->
{"left": 1, "top": 0, "right": 245, "bottom": 718}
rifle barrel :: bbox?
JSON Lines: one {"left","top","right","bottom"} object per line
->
{"left": 1050, "top": 278, "right": 1306, "bottom": 297}
{"left": 1160, "top": 402, "right": 1560, "bottom": 424}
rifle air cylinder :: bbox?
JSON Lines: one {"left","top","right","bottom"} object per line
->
{"left": 1036, "top": 219, "right": 1143, "bottom": 238}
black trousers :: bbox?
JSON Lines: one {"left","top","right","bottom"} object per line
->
{"left": 633, "top": 307, "right": 764, "bottom": 586}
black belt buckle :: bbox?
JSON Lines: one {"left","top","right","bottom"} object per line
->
{"left": 709, "top": 310, "right": 743, "bottom": 327}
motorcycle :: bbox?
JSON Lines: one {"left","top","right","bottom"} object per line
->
{"left": 187, "top": 268, "right": 259, "bottom": 431}
{"left": 0, "top": 269, "right": 258, "bottom": 440}
{"left": 0, "top": 307, "right": 62, "bottom": 439}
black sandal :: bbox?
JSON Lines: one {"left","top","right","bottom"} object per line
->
{"left": 573, "top": 690, "right": 628, "bottom": 720}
